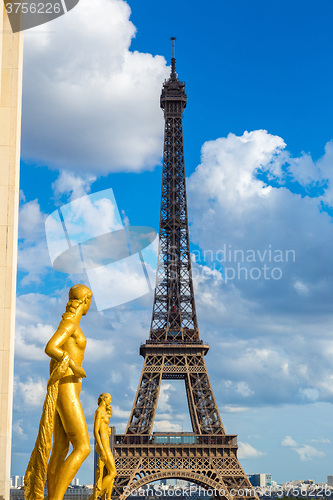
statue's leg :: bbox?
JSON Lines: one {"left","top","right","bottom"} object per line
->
{"left": 100, "top": 475, "right": 112, "bottom": 500}
{"left": 48, "top": 381, "right": 90, "bottom": 500}
{"left": 47, "top": 412, "right": 70, "bottom": 499}
{"left": 89, "top": 459, "right": 103, "bottom": 500}
{"left": 104, "top": 454, "right": 117, "bottom": 500}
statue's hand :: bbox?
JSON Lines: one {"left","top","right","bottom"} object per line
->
{"left": 72, "top": 363, "right": 86, "bottom": 378}
{"left": 100, "top": 451, "right": 107, "bottom": 463}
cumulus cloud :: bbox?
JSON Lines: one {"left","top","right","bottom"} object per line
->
{"left": 222, "top": 405, "right": 249, "bottom": 413}
{"left": 14, "top": 377, "right": 46, "bottom": 407}
{"left": 22, "top": 0, "right": 169, "bottom": 173}
{"left": 18, "top": 198, "right": 52, "bottom": 285}
{"left": 295, "top": 445, "right": 325, "bottom": 461}
{"left": 52, "top": 171, "right": 97, "bottom": 201}
{"left": 19, "top": 199, "right": 45, "bottom": 239}
{"left": 15, "top": 322, "right": 54, "bottom": 360}
{"left": 153, "top": 420, "right": 182, "bottom": 432}
{"left": 155, "top": 383, "right": 176, "bottom": 414}
{"left": 187, "top": 130, "right": 333, "bottom": 408}
{"left": 17, "top": 241, "right": 52, "bottom": 286}
{"left": 281, "top": 436, "right": 325, "bottom": 461}
{"left": 12, "top": 420, "right": 27, "bottom": 439}
{"left": 79, "top": 391, "right": 101, "bottom": 418}
{"left": 236, "top": 381, "right": 254, "bottom": 398}
{"left": 282, "top": 436, "right": 298, "bottom": 447}
{"left": 112, "top": 405, "right": 131, "bottom": 419}
{"left": 223, "top": 380, "right": 254, "bottom": 398}
{"left": 84, "top": 337, "right": 114, "bottom": 362}
{"left": 238, "top": 442, "right": 265, "bottom": 459}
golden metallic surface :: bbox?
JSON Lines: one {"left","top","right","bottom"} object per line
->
{"left": 24, "top": 284, "right": 93, "bottom": 500}
{"left": 90, "top": 393, "right": 117, "bottom": 500}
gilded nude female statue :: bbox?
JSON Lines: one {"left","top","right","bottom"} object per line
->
{"left": 90, "top": 393, "right": 117, "bottom": 500}
{"left": 25, "top": 284, "right": 93, "bottom": 500}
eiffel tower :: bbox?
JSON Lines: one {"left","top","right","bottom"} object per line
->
{"left": 113, "top": 39, "right": 258, "bottom": 500}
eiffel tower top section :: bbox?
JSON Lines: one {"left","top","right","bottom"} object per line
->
{"left": 149, "top": 38, "right": 200, "bottom": 344}
{"left": 160, "top": 37, "right": 187, "bottom": 112}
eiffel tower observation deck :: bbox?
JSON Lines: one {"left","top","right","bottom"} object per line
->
{"left": 112, "top": 39, "right": 258, "bottom": 500}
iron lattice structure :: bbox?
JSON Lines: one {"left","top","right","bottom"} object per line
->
{"left": 113, "top": 40, "right": 258, "bottom": 500}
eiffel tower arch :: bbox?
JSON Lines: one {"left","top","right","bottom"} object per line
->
{"left": 112, "top": 39, "right": 258, "bottom": 500}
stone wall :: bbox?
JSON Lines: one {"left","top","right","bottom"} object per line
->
{"left": 0, "top": 7, "right": 23, "bottom": 500}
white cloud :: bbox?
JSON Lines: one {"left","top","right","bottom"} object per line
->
{"left": 52, "top": 171, "right": 97, "bottom": 200}
{"left": 15, "top": 322, "right": 54, "bottom": 360}
{"left": 236, "top": 381, "right": 254, "bottom": 398}
{"left": 12, "top": 420, "right": 27, "bottom": 439}
{"left": 61, "top": 192, "right": 123, "bottom": 244}
{"left": 287, "top": 152, "right": 323, "bottom": 187}
{"left": 18, "top": 199, "right": 52, "bottom": 285}
{"left": 14, "top": 377, "right": 46, "bottom": 407}
{"left": 223, "top": 380, "right": 254, "bottom": 398}
{"left": 188, "top": 130, "right": 285, "bottom": 215}
{"left": 19, "top": 199, "right": 45, "bottom": 239}
{"left": 238, "top": 442, "right": 265, "bottom": 459}
{"left": 84, "top": 337, "right": 114, "bottom": 362}
{"left": 80, "top": 391, "right": 99, "bottom": 417}
{"left": 156, "top": 383, "right": 176, "bottom": 414}
{"left": 300, "top": 388, "right": 319, "bottom": 402}
{"left": 17, "top": 240, "right": 51, "bottom": 286}
{"left": 282, "top": 436, "right": 298, "bottom": 447}
{"left": 295, "top": 445, "right": 325, "bottom": 461}
{"left": 222, "top": 405, "right": 249, "bottom": 413}
{"left": 112, "top": 405, "right": 131, "bottom": 419}
{"left": 281, "top": 435, "right": 325, "bottom": 461}
{"left": 294, "top": 281, "right": 309, "bottom": 295}
{"left": 153, "top": 420, "right": 182, "bottom": 432}
{"left": 22, "top": 0, "right": 169, "bottom": 173}
{"left": 186, "top": 130, "right": 333, "bottom": 408}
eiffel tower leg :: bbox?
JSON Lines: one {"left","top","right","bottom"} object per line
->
{"left": 125, "top": 355, "right": 163, "bottom": 434}
{"left": 184, "top": 354, "right": 225, "bottom": 434}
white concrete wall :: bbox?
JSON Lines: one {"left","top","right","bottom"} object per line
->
{"left": 0, "top": 7, "right": 23, "bottom": 500}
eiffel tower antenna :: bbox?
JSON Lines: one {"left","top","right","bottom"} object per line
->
{"left": 113, "top": 41, "right": 259, "bottom": 500}
{"left": 171, "top": 36, "right": 176, "bottom": 77}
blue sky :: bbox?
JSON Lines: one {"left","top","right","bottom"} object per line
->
{"left": 12, "top": 0, "right": 333, "bottom": 486}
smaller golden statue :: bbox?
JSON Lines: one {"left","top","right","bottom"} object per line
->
{"left": 24, "top": 284, "right": 92, "bottom": 500}
{"left": 90, "top": 393, "right": 117, "bottom": 500}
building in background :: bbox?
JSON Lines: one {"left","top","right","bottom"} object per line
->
{"left": 10, "top": 476, "right": 24, "bottom": 488}
{"left": 248, "top": 474, "right": 272, "bottom": 488}
{"left": 10, "top": 485, "right": 93, "bottom": 500}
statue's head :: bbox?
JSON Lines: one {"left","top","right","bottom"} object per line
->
{"left": 67, "top": 284, "right": 93, "bottom": 315}
{"left": 69, "top": 283, "right": 92, "bottom": 301}
{"left": 98, "top": 392, "right": 111, "bottom": 406}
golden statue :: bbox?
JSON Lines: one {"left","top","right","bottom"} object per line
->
{"left": 90, "top": 393, "right": 117, "bottom": 500}
{"left": 24, "top": 284, "right": 93, "bottom": 500}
